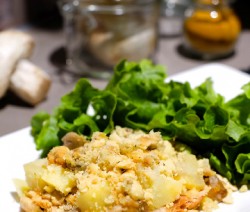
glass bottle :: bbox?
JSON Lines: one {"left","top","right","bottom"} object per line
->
{"left": 182, "top": 0, "right": 241, "bottom": 60}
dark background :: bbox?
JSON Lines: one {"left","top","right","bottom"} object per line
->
{"left": 23, "top": 0, "right": 249, "bottom": 30}
{"left": 231, "top": 0, "right": 250, "bottom": 29}
{"left": 25, "top": 0, "right": 63, "bottom": 29}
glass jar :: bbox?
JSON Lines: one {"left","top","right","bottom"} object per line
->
{"left": 58, "top": 0, "right": 160, "bottom": 78}
{"left": 160, "top": 0, "right": 193, "bottom": 37}
{"left": 182, "top": 0, "right": 241, "bottom": 60}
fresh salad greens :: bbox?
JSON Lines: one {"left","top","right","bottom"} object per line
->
{"left": 31, "top": 59, "right": 250, "bottom": 186}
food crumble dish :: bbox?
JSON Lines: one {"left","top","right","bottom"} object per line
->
{"left": 15, "top": 127, "right": 235, "bottom": 212}
{"left": 0, "top": 62, "right": 249, "bottom": 211}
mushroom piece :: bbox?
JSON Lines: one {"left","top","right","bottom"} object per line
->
{"left": 61, "top": 132, "right": 87, "bottom": 149}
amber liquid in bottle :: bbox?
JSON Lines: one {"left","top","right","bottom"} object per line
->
{"left": 183, "top": 0, "right": 241, "bottom": 59}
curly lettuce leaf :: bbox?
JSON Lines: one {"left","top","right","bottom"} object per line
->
{"left": 33, "top": 116, "right": 60, "bottom": 157}
{"left": 31, "top": 79, "right": 116, "bottom": 156}
{"left": 226, "top": 82, "right": 250, "bottom": 126}
{"left": 31, "top": 111, "right": 50, "bottom": 139}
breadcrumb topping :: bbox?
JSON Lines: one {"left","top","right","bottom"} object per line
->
{"left": 16, "top": 127, "right": 233, "bottom": 211}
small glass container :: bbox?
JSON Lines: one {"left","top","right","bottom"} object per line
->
{"left": 160, "top": 0, "right": 193, "bottom": 37}
{"left": 58, "top": 0, "right": 160, "bottom": 78}
{"left": 181, "top": 0, "right": 241, "bottom": 60}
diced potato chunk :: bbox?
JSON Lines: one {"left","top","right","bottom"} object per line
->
{"left": 41, "top": 164, "right": 76, "bottom": 195}
{"left": 177, "top": 152, "right": 205, "bottom": 189}
{"left": 24, "top": 158, "right": 47, "bottom": 190}
{"left": 151, "top": 175, "right": 182, "bottom": 208}
{"left": 142, "top": 168, "right": 182, "bottom": 209}
{"left": 13, "top": 179, "right": 29, "bottom": 197}
{"left": 77, "top": 181, "right": 111, "bottom": 211}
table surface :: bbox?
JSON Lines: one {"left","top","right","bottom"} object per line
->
{"left": 1, "top": 26, "right": 250, "bottom": 136}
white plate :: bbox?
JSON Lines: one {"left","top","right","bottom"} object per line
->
{"left": 1, "top": 63, "right": 250, "bottom": 211}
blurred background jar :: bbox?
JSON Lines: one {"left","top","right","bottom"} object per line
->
{"left": 160, "top": 0, "right": 193, "bottom": 37}
{"left": 0, "top": 0, "right": 11, "bottom": 30}
{"left": 182, "top": 0, "right": 241, "bottom": 60}
{"left": 58, "top": 0, "right": 160, "bottom": 78}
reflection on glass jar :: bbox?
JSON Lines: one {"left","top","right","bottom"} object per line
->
{"left": 58, "top": 0, "right": 160, "bottom": 78}
{"left": 160, "top": 0, "right": 193, "bottom": 37}
{"left": 182, "top": 0, "right": 241, "bottom": 60}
